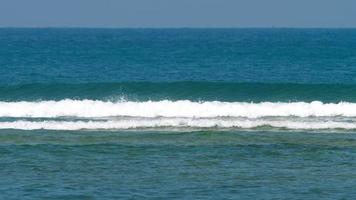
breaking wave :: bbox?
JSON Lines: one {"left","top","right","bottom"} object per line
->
{"left": 0, "top": 118, "right": 355, "bottom": 130}
{"left": 0, "top": 99, "right": 356, "bottom": 130}
{"left": 1, "top": 99, "right": 356, "bottom": 118}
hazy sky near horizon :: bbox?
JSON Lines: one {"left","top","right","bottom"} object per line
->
{"left": 0, "top": 0, "right": 355, "bottom": 28}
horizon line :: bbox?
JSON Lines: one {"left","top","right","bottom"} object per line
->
{"left": 1, "top": 26, "right": 356, "bottom": 29}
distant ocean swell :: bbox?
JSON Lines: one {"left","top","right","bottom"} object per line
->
{"left": 2, "top": 99, "right": 356, "bottom": 130}
{"left": 1, "top": 82, "right": 356, "bottom": 102}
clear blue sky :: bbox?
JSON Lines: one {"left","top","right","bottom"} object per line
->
{"left": 1, "top": 0, "right": 355, "bottom": 28}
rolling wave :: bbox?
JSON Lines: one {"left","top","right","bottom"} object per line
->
{"left": 0, "top": 99, "right": 356, "bottom": 118}
{"left": 0, "top": 118, "right": 355, "bottom": 130}
{"left": 0, "top": 99, "right": 356, "bottom": 130}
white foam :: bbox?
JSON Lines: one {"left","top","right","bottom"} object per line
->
{"left": 0, "top": 118, "right": 355, "bottom": 130}
{"left": 0, "top": 99, "right": 356, "bottom": 118}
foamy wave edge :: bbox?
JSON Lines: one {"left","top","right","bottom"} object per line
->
{"left": 1, "top": 99, "right": 356, "bottom": 118}
{"left": 0, "top": 118, "right": 356, "bottom": 130}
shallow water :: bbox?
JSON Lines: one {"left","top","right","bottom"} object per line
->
{"left": 1, "top": 130, "right": 356, "bottom": 199}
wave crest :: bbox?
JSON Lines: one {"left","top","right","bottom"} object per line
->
{"left": 0, "top": 118, "right": 355, "bottom": 130}
{"left": 1, "top": 99, "right": 356, "bottom": 130}
{"left": 0, "top": 99, "right": 355, "bottom": 118}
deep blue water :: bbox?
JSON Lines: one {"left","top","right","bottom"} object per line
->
{"left": 1, "top": 28, "right": 356, "bottom": 84}
{"left": 1, "top": 28, "right": 356, "bottom": 199}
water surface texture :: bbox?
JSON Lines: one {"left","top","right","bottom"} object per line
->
{"left": 1, "top": 28, "right": 356, "bottom": 199}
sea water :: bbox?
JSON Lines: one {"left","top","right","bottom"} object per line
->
{"left": 0, "top": 28, "right": 356, "bottom": 199}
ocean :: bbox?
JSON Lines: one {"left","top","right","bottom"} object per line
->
{"left": 1, "top": 28, "right": 356, "bottom": 199}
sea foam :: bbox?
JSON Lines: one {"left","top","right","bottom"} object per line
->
{"left": 1, "top": 99, "right": 356, "bottom": 130}
{"left": 0, "top": 118, "right": 355, "bottom": 130}
{"left": 0, "top": 99, "right": 355, "bottom": 118}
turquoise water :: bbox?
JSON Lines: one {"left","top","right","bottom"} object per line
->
{"left": 1, "top": 28, "right": 356, "bottom": 199}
